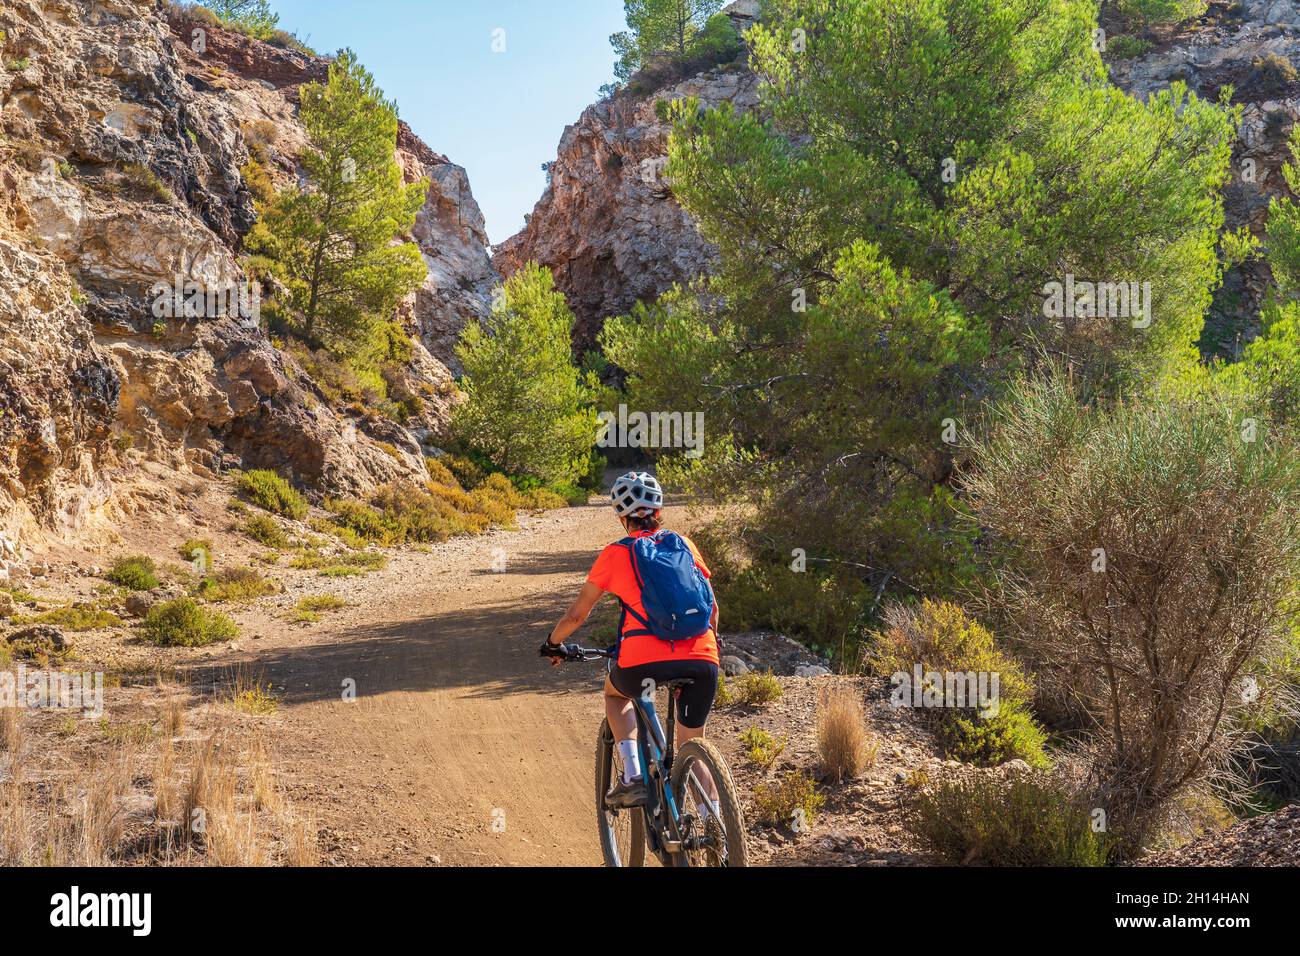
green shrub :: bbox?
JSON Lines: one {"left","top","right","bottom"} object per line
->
{"left": 739, "top": 726, "right": 787, "bottom": 772}
{"left": 909, "top": 774, "right": 1109, "bottom": 866}
{"left": 121, "top": 162, "right": 173, "bottom": 203}
{"left": 178, "top": 538, "right": 214, "bottom": 569}
{"left": 452, "top": 263, "right": 599, "bottom": 484}
{"left": 1105, "top": 35, "right": 1151, "bottom": 59}
{"left": 868, "top": 600, "right": 1049, "bottom": 768}
{"left": 753, "top": 770, "right": 825, "bottom": 829}
{"left": 142, "top": 598, "right": 238, "bottom": 647}
{"left": 14, "top": 605, "right": 120, "bottom": 632}
{"left": 290, "top": 594, "right": 348, "bottom": 623}
{"left": 425, "top": 457, "right": 458, "bottom": 486}
{"left": 727, "top": 671, "right": 784, "bottom": 708}
{"left": 288, "top": 549, "right": 387, "bottom": 577}
{"left": 966, "top": 373, "right": 1300, "bottom": 855}
{"left": 242, "top": 514, "right": 291, "bottom": 548}
{"left": 714, "top": 672, "right": 732, "bottom": 707}
{"left": 107, "top": 555, "right": 160, "bottom": 591}
{"left": 196, "top": 567, "right": 279, "bottom": 603}
{"left": 237, "top": 469, "right": 308, "bottom": 519}
{"left": 441, "top": 453, "right": 486, "bottom": 489}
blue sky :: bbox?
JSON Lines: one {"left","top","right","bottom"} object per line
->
{"left": 270, "top": 0, "right": 627, "bottom": 246}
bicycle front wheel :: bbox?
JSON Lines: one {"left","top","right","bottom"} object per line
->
{"left": 595, "top": 719, "right": 645, "bottom": 867}
{"left": 671, "top": 738, "right": 748, "bottom": 867}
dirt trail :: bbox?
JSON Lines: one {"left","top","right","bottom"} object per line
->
{"left": 261, "top": 501, "right": 642, "bottom": 866}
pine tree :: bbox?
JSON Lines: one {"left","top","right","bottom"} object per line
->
{"left": 247, "top": 50, "right": 427, "bottom": 353}
{"left": 454, "top": 264, "right": 599, "bottom": 483}
{"left": 199, "top": 0, "right": 279, "bottom": 38}
{"left": 610, "top": 0, "right": 727, "bottom": 82}
{"left": 602, "top": 0, "right": 1238, "bottom": 633}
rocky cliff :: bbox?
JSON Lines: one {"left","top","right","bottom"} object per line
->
{"left": 498, "top": 0, "right": 1298, "bottom": 352}
{"left": 0, "top": 0, "right": 495, "bottom": 544}
{"left": 494, "top": 66, "right": 759, "bottom": 351}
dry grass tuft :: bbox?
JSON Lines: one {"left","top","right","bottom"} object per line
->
{"left": 816, "top": 683, "right": 877, "bottom": 784}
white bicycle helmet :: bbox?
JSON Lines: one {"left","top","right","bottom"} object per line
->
{"left": 610, "top": 471, "right": 663, "bottom": 518}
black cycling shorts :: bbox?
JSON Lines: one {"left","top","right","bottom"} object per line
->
{"left": 609, "top": 659, "right": 719, "bottom": 729}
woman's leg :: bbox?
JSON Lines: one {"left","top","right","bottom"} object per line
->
{"left": 604, "top": 675, "right": 637, "bottom": 740}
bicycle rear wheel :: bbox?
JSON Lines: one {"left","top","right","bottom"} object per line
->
{"left": 595, "top": 719, "right": 645, "bottom": 867}
{"left": 671, "top": 738, "right": 748, "bottom": 867}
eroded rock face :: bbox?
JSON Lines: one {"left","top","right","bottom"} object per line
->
{"left": 1109, "top": 0, "right": 1300, "bottom": 231}
{"left": 494, "top": 68, "right": 759, "bottom": 349}
{"left": 398, "top": 121, "right": 499, "bottom": 372}
{"left": 0, "top": 0, "right": 492, "bottom": 539}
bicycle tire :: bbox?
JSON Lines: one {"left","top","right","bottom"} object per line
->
{"left": 595, "top": 719, "right": 646, "bottom": 867}
{"left": 670, "top": 738, "right": 748, "bottom": 867}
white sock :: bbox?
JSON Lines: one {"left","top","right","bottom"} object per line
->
{"left": 617, "top": 740, "right": 642, "bottom": 784}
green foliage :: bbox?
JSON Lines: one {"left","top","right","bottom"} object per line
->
{"left": 142, "top": 598, "right": 239, "bottom": 647}
{"left": 107, "top": 555, "right": 160, "bottom": 591}
{"left": 967, "top": 372, "right": 1300, "bottom": 855}
{"left": 910, "top": 774, "right": 1110, "bottom": 866}
{"left": 237, "top": 469, "right": 308, "bottom": 520}
{"left": 752, "top": 770, "right": 825, "bottom": 828}
{"left": 610, "top": 0, "right": 729, "bottom": 83}
{"left": 290, "top": 594, "right": 348, "bottom": 623}
{"left": 288, "top": 549, "right": 387, "bottom": 577}
{"left": 242, "top": 514, "right": 291, "bottom": 549}
{"left": 739, "top": 726, "right": 787, "bottom": 772}
{"left": 869, "top": 600, "right": 1050, "bottom": 768}
{"left": 454, "top": 263, "right": 599, "bottom": 484}
{"left": 121, "top": 163, "right": 173, "bottom": 204}
{"left": 601, "top": 0, "right": 1237, "bottom": 653}
{"left": 195, "top": 567, "right": 279, "bottom": 603}
{"left": 14, "top": 605, "right": 120, "bottom": 632}
{"left": 246, "top": 50, "right": 427, "bottom": 353}
{"left": 320, "top": 472, "right": 531, "bottom": 548}
{"left": 1113, "top": 0, "right": 1207, "bottom": 28}
{"left": 1104, "top": 34, "right": 1151, "bottom": 59}
{"left": 197, "top": 0, "right": 279, "bottom": 38}
{"left": 724, "top": 671, "right": 784, "bottom": 708}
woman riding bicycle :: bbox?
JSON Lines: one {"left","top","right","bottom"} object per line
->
{"left": 541, "top": 471, "right": 720, "bottom": 809}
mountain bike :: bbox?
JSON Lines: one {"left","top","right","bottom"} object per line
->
{"left": 553, "top": 644, "right": 748, "bottom": 867}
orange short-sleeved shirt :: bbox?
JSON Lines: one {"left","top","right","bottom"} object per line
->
{"left": 587, "top": 529, "right": 719, "bottom": 668}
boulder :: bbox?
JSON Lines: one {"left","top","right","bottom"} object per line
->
{"left": 795, "top": 664, "right": 832, "bottom": 678}
{"left": 7, "top": 624, "right": 71, "bottom": 657}
{"left": 124, "top": 591, "right": 157, "bottom": 618}
{"left": 721, "top": 654, "right": 750, "bottom": 676}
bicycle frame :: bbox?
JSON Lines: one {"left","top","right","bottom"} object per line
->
{"left": 628, "top": 689, "right": 690, "bottom": 862}
{"left": 557, "top": 643, "right": 712, "bottom": 865}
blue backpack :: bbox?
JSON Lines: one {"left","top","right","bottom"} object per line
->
{"left": 618, "top": 531, "right": 715, "bottom": 645}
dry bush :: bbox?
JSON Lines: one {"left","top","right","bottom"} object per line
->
{"left": 223, "top": 663, "right": 279, "bottom": 715}
{"left": 1, "top": 704, "right": 20, "bottom": 754}
{"left": 154, "top": 735, "right": 179, "bottom": 825}
{"left": 281, "top": 809, "right": 319, "bottom": 867}
{"left": 180, "top": 736, "right": 273, "bottom": 866}
{"left": 249, "top": 737, "right": 280, "bottom": 813}
{"left": 0, "top": 769, "right": 34, "bottom": 864}
{"left": 162, "top": 694, "right": 186, "bottom": 738}
{"left": 816, "top": 684, "right": 877, "bottom": 783}
{"left": 72, "top": 746, "right": 135, "bottom": 864}
{"left": 967, "top": 374, "right": 1300, "bottom": 857}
